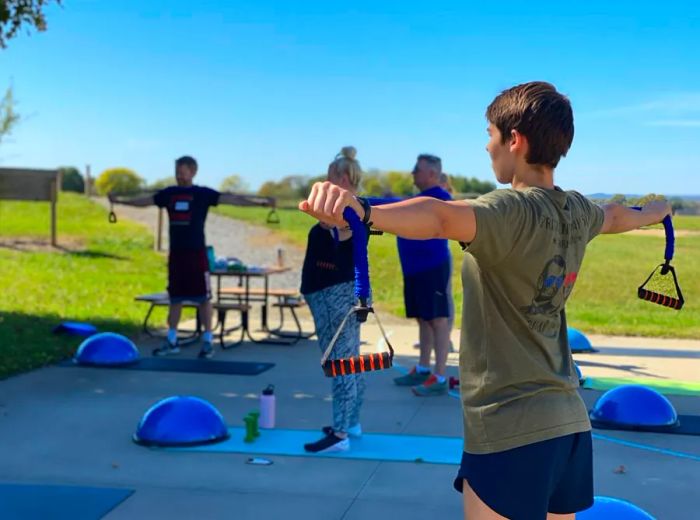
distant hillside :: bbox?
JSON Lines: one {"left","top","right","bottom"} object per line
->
{"left": 587, "top": 193, "right": 700, "bottom": 201}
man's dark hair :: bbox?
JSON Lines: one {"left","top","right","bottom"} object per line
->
{"left": 175, "top": 155, "right": 198, "bottom": 171}
{"left": 486, "top": 82, "right": 574, "bottom": 168}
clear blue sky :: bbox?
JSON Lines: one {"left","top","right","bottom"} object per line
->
{"left": 1, "top": 0, "right": 699, "bottom": 195}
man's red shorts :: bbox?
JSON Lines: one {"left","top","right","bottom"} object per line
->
{"left": 168, "top": 248, "right": 211, "bottom": 303}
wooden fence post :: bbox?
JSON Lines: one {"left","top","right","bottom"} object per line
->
{"left": 156, "top": 207, "right": 163, "bottom": 251}
{"left": 50, "top": 177, "right": 58, "bottom": 247}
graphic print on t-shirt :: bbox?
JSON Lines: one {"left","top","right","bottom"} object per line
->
{"left": 170, "top": 194, "right": 194, "bottom": 225}
{"left": 522, "top": 255, "right": 578, "bottom": 337}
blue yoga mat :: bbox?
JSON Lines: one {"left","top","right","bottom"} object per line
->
{"left": 0, "top": 483, "right": 133, "bottom": 520}
{"left": 175, "top": 427, "right": 463, "bottom": 465}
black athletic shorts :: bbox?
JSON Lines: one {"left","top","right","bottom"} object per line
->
{"left": 168, "top": 248, "right": 211, "bottom": 303}
{"left": 454, "top": 431, "right": 594, "bottom": 519}
{"left": 403, "top": 261, "right": 451, "bottom": 321}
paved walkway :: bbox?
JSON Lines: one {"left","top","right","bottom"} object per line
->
{"left": 103, "top": 198, "right": 304, "bottom": 290}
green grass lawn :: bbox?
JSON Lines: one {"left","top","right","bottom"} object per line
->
{"left": 0, "top": 193, "right": 171, "bottom": 379}
{"left": 215, "top": 206, "right": 699, "bottom": 338}
{"left": 673, "top": 215, "right": 700, "bottom": 231}
{"left": 647, "top": 214, "right": 700, "bottom": 232}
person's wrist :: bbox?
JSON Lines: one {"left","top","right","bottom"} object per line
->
{"left": 355, "top": 196, "right": 371, "bottom": 224}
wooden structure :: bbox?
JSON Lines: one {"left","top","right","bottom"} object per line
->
{"left": 0, "top": 167, "right": 61, "bottom": 246}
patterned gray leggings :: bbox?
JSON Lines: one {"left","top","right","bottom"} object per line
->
{"left": 305, "top": 281, "right": 366, "bottom": 434}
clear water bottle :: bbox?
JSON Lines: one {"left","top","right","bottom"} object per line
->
{"left": 259, "top": 384, "right": 276, "bottom": 428}
{"left": 277, "top": 248, "right": 285, "bottom": 268}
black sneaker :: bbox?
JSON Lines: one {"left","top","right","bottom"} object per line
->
{"left": 304, "top": 432, "right": 350, "bottom": 453}
{"left": 322, "top": 424, "right": 362, "bottom": 438}
{"left": 198, "top": 341, "right": 214, "bottom": 359}
{"left": 152, "top": 340, "right": 180, "bottom": 357}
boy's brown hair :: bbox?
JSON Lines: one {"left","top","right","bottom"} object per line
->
{"left": 486, "top": 81, "right": 574, "bottom": 168}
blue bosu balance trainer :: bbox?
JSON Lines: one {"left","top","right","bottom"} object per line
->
{"left": 53, "top": 321, "right": 98, "bottom": 337}
{"left": 589, "top": 384, "right": 700, "bottom": 435}
{"left": 568, "top": 327, "right": 597, "bottom": 353}
{"left": 574, "top": 362, "right": 585, "bottom": 386}
{"left": 74, "top": 332, "right": 140, "bottom": 366}
{"left": 578, "top": 496, "right": 655, "bottom": 519}
{"left": 133, "top": 396, "right": 229, "bottom": 447}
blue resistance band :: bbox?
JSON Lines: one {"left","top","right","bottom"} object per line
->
{"left": 320, "top": 207, "right": 393, "bottom": 377}
{"left": 631, "top": 207, "right": 675, "bottom": 267}
{"left": 342, "top": 207, "right": 371, "bottom": 306}
{"left": 630, "top": 207, "right": 683, "bottom": 309}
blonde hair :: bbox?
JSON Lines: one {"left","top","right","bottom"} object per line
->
{"left": 328, "top": 146, "right": 362, "bottom": 189}
{"left": 439, "top": 172, "right": 454, "bottom": 194}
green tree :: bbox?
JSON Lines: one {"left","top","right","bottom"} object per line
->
{"left": 257, "top": 174, "right": 316, "bottom": 201}
{"left": 0, "top": 0, "right": 62, "bottom": 48}
{"left": 634, "top": 193, "right": 666, "bottom": 207}
{"left": 148, "top": 177, "right": 176, "bottom": 190}
{"left": 362, "top": 175, "right": 384, "bottom": 197}
{"left": 450, "top": 175, "right": 496, "bottom": 195}
{"left": 1, "top": 1, "right": 62, "bottom": 146}
{"left": 95, "top": 167, "right": 145, "bottom": 195}
{"left": 220, "top": 174, "right": 249, "bottom": 193}
{"left": 58, "top": 166, "right": 84, "bottom": 192}
{"left": 670, "top": 197, "right": 685, "bottom": 213}
{"left": 386, "top": 171, "right": 414, "bottom": 196}
{"left": 0, "top": 86, "right": 19, "bottom": 145}
{"left": 608, "top": 194, "right": 627, "bottom": 204}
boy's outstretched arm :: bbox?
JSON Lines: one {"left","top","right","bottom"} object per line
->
{"left": 600, "top": 200, "right": 672, "bottom": 234}
{"left": 299, "top": 181, "right": 476, "bottom": 243}
{"left": 108, "top": 193, "right": 154, "bottom": 207}
{"left": 219, "top": 193, "right": 276, "bottom": 207}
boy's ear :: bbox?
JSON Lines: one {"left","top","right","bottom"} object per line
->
{"left": 509, "top": 129, "right": 529, "bottom": 155}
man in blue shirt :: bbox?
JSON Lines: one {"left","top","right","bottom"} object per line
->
{"left": 393, "top": 154, "right": 453, "bottom": 396}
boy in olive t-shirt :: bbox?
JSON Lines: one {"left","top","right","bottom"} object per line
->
{"left": 299, "top": 81, "right": 671, "bottom": 520}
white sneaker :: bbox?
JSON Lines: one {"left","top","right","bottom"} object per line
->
{"left": 347, "top": 423, "right": 363, "bottom": 438}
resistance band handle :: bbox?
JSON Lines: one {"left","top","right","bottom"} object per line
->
{"left": 323, "top": 352, "right": 393, "bottom": 377}
{"left": 108, "top": 199, "right": 117, "bottom": 224}
{"left": 342, "top": 207, "right": 371, "bottom": 305}
{"left": 637, "top": 287, "right": 684, "bottom": 310}
{"left": 266, "top": 208, "right": 280, "bottom": 224}
{"left": 631, "top": 206, "right": 674, "bottom": 267}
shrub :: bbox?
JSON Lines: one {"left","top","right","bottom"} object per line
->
{"left": 148, "top": 177, "right": 176, "bottom": 190}
{"left": 95, "top": 167, "right": 144, "bottom": 195}
{"left": 220, "top": 174, "right": 248, "bottom": 193}
{"left": 59, "top": 166, "right": 84, "bottom": 193}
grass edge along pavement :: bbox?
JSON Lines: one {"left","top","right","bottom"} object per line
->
{"left": 0, "top": 193, "right": 175, "bottom": 379}
{"left": 214, "top": 205, "right": 699, "bottom": 339}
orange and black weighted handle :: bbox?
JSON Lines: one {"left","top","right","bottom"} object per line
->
{"left": 323, "top": 351, "right": 393, "bottom": 377}
{"left": 637, "top": 287, "right": 683, "bottom": 310}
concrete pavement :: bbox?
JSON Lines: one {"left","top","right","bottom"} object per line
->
{"left": 0, "top": 316, "right": 698, "bottom": 519}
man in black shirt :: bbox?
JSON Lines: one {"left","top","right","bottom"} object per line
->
{"left": 110, "top": 155, "right": 274, "bottom": 358}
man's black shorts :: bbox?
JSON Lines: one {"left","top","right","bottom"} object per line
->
{"left": 454, "top": 431, "right": 594, "bottom": 518}
{"left": 403, "top": 261, "right": 451, "bottom": 321}
{"left": 168, "top": 248, "right": 211, "bottom": 303}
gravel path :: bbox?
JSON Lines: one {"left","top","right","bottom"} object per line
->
{"left": 101, "top": 198, "right": 305, "bottom": 290}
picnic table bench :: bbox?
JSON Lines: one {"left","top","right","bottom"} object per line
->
{"left": 134, "top": 292, "right": 250, "bottom": 348}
